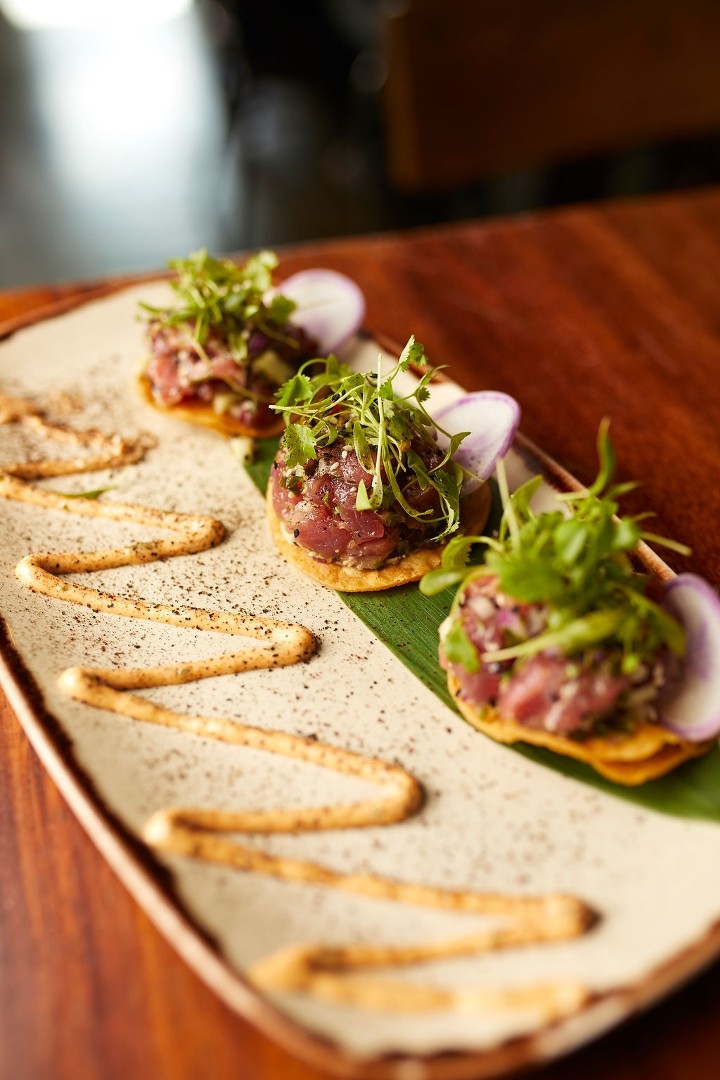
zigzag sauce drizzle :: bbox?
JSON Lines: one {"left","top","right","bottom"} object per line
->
{"left": 1, "top": 394, "right": 594, "bottom": 1019}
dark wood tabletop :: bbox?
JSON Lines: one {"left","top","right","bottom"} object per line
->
{"left": 3, "top": 186, "right": 720, "bottom": 1080}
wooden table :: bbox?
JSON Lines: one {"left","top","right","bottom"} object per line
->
{"left": 3, "top": 186, "right": 720, "bottom": 1079}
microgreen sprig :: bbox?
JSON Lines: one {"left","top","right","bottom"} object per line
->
{"left": 138, "top": 249, "right": 297, "bottom": 365}
{"left": 272, "top": 336, "right": 468, "bottom": 540}
{"left": 421, "top": 418, "right": 689, "bottom": 674}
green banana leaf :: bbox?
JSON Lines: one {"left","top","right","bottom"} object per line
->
{"left": 247, "top": 437, "right": 720, "bottom": 822}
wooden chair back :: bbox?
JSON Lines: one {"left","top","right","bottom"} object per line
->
{"left": 381, "top": 0, "right": 720, "bottom": 192}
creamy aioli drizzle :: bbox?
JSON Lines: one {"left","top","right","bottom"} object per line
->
{"left": 1, "top": 393, "right": 595, "bottom": 1020}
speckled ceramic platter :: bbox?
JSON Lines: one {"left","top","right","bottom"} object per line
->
{"left": 3, "top": 284, "right": 720, "bottom": 1080}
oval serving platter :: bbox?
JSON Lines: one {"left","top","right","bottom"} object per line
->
{"left": 3, "top": 282, "right": 720, "bottom": 1080}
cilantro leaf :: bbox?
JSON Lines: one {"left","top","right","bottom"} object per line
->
{"left": 283, "top": 422, "right": 317, "bottom": 468}
{"left": 398, "top": 335, "right": 428, "bottom": 371}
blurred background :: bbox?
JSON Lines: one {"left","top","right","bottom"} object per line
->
{"left": 3, "top": 0, "right": 720, "bottom": 288}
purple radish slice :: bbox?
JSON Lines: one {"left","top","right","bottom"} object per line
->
{"left": 432, "top": 392, "right": 521, "bottom": 492}
{"left": 279, "top": 269, "right": 366, "bottom": 355}
{"left": 659, "top": 573, "right": 720, "bottom": 741}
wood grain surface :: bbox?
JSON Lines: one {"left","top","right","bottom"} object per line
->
{"left": 3, "top": 187, "right": 720, "bottom": 1079}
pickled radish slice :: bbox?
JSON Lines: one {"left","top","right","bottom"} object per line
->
{"left": 280, "top": 269, "right": 366, "bottom": 354}
{"left": 433, "top": 391, "right": 521, "bottom": 492}
{"left": 660, "top": 573, "right": 720, "bottom": 741}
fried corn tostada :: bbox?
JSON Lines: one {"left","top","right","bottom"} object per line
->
{"left": 422, "top": 420, "right": 718, "bottom": 785}
{"left": 267, "top": 337, "right": 518, "bottom": 592}
{"left": 138, "top": 251, "right": 364, "bottom": 439}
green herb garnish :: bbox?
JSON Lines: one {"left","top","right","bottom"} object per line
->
{"left": 272, "top": 336, "right": 468, "bottom": 541}
{"left": 56, "top": 486, "right": 114, "bottom": 500}
{"left": 138, "top": 249, "right": 297, "bottom": 365}
{"left": 421, "top": 418, "right": 689, "bottom": 674}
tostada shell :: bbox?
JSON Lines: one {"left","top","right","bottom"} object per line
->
{"left": 447, "top": 673, "right": 712, "bottom": 785}
{"left": 267, "top": 480, "right": 491, "bottom": 593}
{"left": 137, "top": 370, "right": 285, "bottom": 439}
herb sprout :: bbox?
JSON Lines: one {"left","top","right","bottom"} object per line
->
{"left": 421, "top": 418, "right": 690, "bottom": 675}
{"left": 272, "top": 336, "right": 469, "bottom": 541}
{"left": 138, "top": 249, "right": 297, "bottom": 365}
{"left": 55, "top": 486, "right": 114, "bottom": 500}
